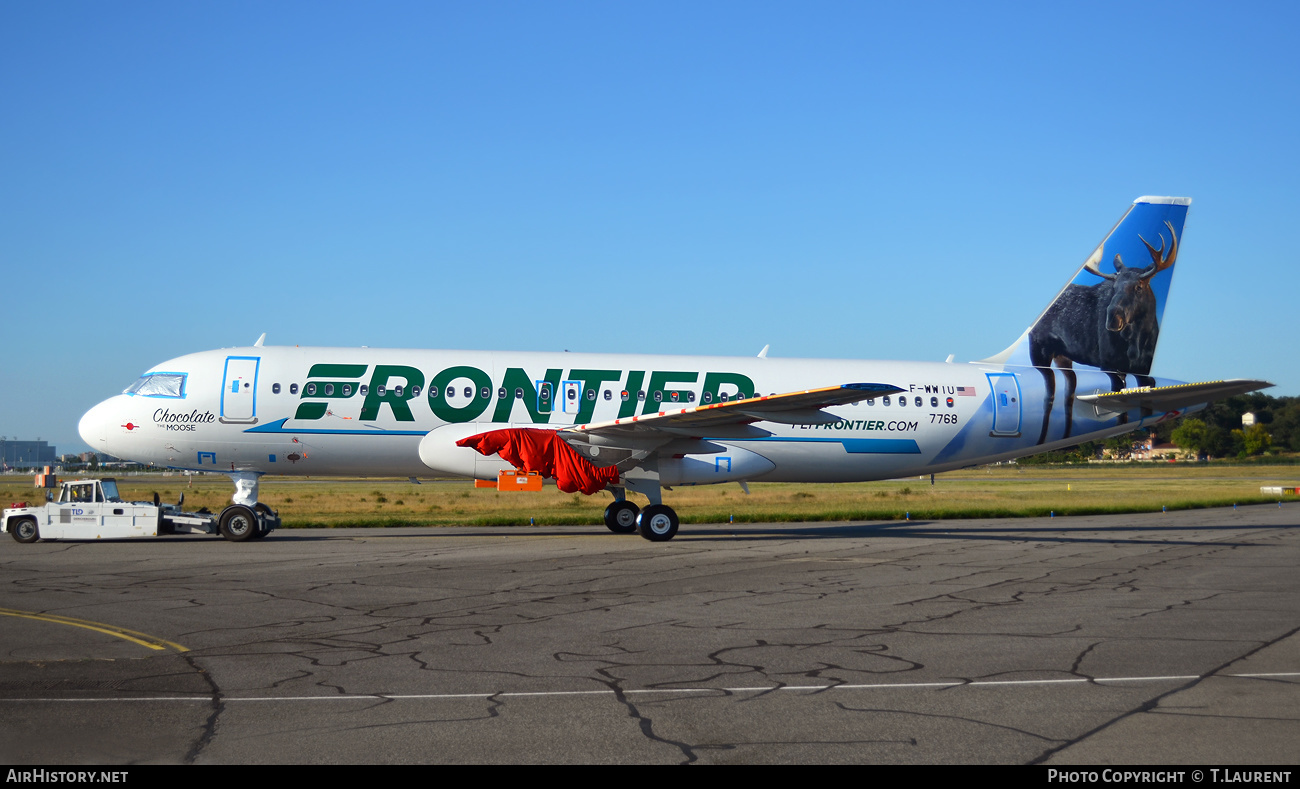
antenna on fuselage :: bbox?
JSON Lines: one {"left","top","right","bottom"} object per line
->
{"left": 254, "top": 333, "right": 266, "bottom": 347}
{"left": 757, "top": 344, "right": 769, "bottom": 358}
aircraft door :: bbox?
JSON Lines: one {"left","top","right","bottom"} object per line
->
{"left": 561, "top": 380, "right": 581, "bottom": 415}
{"left": 221, "top": 356, "right": 260, "bottom": 424}
{"left": 987, "top": 372, "right": 1022, "bottom": 437}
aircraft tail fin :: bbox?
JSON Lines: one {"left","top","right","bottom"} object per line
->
{"left": 982, "top": 196, "right": 1191, "bottom": 376}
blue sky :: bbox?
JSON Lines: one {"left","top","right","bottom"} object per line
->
{"left": 3, "top": 2, "right": 1297, "bottom": 453}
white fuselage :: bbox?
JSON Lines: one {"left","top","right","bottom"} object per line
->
{"left": 78, "top": 345, "right": 1191, "bottom": 484}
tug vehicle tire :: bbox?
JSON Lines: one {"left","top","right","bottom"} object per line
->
{"left": 11, "top": 517, "right": 39, "bottom": 544}
{"left": 219, "top": 505, "right": 258, "bottom": 542}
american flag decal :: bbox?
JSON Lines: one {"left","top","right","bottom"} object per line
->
{"left": 956, "top": 386, "right": 976, "bottom": 396}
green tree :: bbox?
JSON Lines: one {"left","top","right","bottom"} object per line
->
{"left": 1172, "top": 418, "right": 1212, "bottom": 458}
{"left": 1105, "top": 433, "right": 1137, "bottom": 459}
{"left": 1235, "top": 423, "right": 1272, "bottom": 456}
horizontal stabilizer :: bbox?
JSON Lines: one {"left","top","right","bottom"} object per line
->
{"left": 1076, "top": 379, "right": 1273, "bottom": 414}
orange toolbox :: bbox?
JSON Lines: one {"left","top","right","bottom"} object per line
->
{"left": 497, "top": 470, "right": 543, "bottom": 491}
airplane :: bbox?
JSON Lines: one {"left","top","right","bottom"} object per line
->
{"left": 77, "top": 196, "right": 1271, "bottom": 541}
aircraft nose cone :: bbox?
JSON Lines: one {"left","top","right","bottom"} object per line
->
{"left": 79, "top": 400, "right": 113, "bottom": 451}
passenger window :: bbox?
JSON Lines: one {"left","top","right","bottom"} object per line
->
{"left": 325, "top": 384, "right": 334, "bottom": 396}
{"left": 899, "top": 397, "right": 906, "bottom": 407}
{"left": 603, "top": 390, "right": 612, "bottom": 401}
{"left": 498, "top": 388, "right": 506, "bottom": 399}
{"left": 720, "top": 393, "right": 729, "bottom": 402}
{"left": 377, "top": 385, "right": 386, "bottom": 396}
{"left": 866, "top": 398, "right": 874, "bottom": 406}
{"left": 343, "top": 384, "right": 352, "bottom": 396}
{"left": 638, "top": 391, "right": 646, "bottom": 401}
{"left": 290, "top": 383, "right": 299, "bottom": 395}
{"left": 654, "top": 391, "right": 663, "bottom": 402}
{"left": 703, "top": 392, "right": 712, "bottom": 403}
{"left": 272, "top": 383, "right": 281, "bottom": 394}
{"left": 883, "top": 396, "right": 891, "bottom": 406}
{"left": 670, "top": 392, "right": 679, "bottom": 402}
{"left": 306, "top": 383, "right": 316, "bottom": 396}
{"left": 515, "top": 388, "right": 524, "bottom": 400}
{"left": 931, "top": 396, "right": 939, "bottom": 407}
{"left": 587, "top": 389, "right": 596, "bottom": 400}
{"left": 428, "top": 386, "right": 438, "bottom": 398}
{"left": 621, "top": 390, "right": 630, "bottom": 401}
{"left": 394, "top": 385, "right": 404, "bottom": 397}
{"left": 688, "top": 392, "right": 695, "bottom": 402}
{"left": 915, "top": 397, "right": 923, "bottom": 407}
{"left": 411, "top": 385, "right": 420, "bottom": 397}
{"left": 360, "top": 385, "right": 368, "bottom": 396}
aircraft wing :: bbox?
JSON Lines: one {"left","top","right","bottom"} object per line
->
{"left": 562, "top": 383, "right": 904, "bottom": 443}
{"left": 1076, "top": 379, "right": 1273, "bottom": 414}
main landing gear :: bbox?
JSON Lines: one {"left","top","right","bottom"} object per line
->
{"left": 604, "top": 485, "right": 681, "bottom": 542}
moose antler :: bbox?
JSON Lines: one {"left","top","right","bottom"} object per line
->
{"left": 1082, "top": 242, "right": 1115, "bottom": 280}
{"left": 1138, "top": 220, "right": 1179, "bottom": 275}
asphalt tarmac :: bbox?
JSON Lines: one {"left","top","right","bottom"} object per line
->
{"left": 1, "top": 504, "right": 1297, "bottom": 765}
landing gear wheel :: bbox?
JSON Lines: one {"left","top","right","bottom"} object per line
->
{"left": 636, "top": 504, "right": 679, "bottom": 542}
{"left": 604, "top": 501, "right": 640, "bottom": 534}
{"left": 219, "top": 505, "right": 257, "bottom": 542}
{"left": 11, "top": 517, "right": 39, "bottom": 544}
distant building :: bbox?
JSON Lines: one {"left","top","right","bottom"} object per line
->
{"left": 1110, "top": 431, "right": 1190, "bottom": 461}
{"left": 1242, "top": 412, "right": 1257, "bottom": 427}
{"left": 1130, "top": 432, "right": 1156, "bottom": 459}
{"left": 1, "top": 440, "right": 57, "bottom": 470}
{"left": 1130, "top": 431, "right": 1192, "bottom": 460}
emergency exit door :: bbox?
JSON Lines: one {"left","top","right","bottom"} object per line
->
{"left": 221, "top": 356, "right": 260, "bottom": 424}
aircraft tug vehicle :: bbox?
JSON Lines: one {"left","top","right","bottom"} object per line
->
{"left": 2, "top": 477, "right": 279, "bottom": 544}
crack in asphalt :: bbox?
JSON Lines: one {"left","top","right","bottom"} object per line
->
{"left": 593, "top": 670, "right": 699, "bottom": 764}
{"left": 180, "top": 652, "right": 221, "bottom": 765}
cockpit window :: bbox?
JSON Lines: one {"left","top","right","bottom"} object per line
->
{"left": 124, "top": 373, "right": 187, "bottom": 398}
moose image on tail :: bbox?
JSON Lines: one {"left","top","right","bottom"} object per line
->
{"left": 1028, "top": 220, "right": 1179, "bottom": 444}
